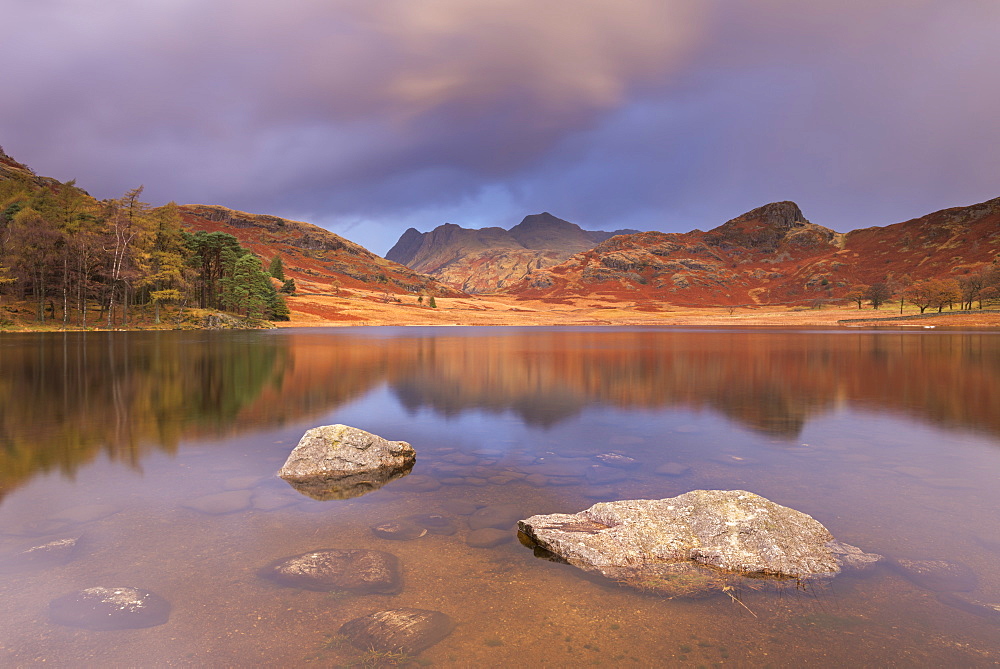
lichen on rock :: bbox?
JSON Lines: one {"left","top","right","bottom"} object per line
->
{"left": 278, "top": 424, "right": 415, "bottom": 500}
{"left": 518, "top": 490, "right": 881, "bottom": 597}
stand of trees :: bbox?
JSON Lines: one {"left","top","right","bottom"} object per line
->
{"left": 0, "top": 175, "right": 288, "bottom": 325}
{"left": 846, "top": 265, "right": 1000, "bottom": 313}
{"left": 904, "top": 268, "right": 1000, "bottom": 313}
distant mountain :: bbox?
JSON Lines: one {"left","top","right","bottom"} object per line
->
{"left": 178, "top": 204, "right": 455, "bottom": 296}
{"left": 385, "top": 212, "right": 639, "bottom": 293}
{"left": 505, "top": 199, "right": 1000, "bottom": 306}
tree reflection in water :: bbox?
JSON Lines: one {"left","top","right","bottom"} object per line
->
{"left": 2, "top": 329, "right": 998, "bottom": 498}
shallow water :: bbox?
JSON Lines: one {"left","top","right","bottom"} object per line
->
{"left": 1, "top": 327, "right": 999, "bottom": 666}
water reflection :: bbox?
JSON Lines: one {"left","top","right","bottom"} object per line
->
{"left": 2, "top": 328, "right": 999, "bottom": 498}
{"left": 281, "top": 461, "right": 415, "bottom": 501}
{"left": 0, "top": 332, "right": 287, "bottom": 500}
{"left": 1, "top": 327, "right": 999, "bottom": 666}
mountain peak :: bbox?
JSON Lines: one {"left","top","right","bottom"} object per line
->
{"left": 383, "top": 212, "right": 642, "bottom": 293}
{"left": 510, "top": 212, "right": 588, "bottom": 249}
{"left": 511, "top": 212, "right": 576, "bottom": 230}
{"left": 384, "top": 227, "right": 425, "bottom": 265}
{"left": 726, "top": 201, "right": 809, "bottom": 229}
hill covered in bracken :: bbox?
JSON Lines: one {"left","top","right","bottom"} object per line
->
{"left": 178, "top": 205, "right": 454, "bottom": 298}
{"left": 4, "top": 145, "right": 998, "bottom": 327}
{"left": 0, "top": 146, "right": 454, "bottom": 329}
{"left": 385, "top": 212, "right": 638, "bottom": 293}
{"left": 506, "top": 199, "right": 1000, "bottom": 307}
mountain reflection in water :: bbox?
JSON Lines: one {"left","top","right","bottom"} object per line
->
{"left": 2, "top": 328, "right": 998, "bottom": 498}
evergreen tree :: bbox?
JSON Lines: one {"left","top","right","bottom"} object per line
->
{"left": 268, "top": 255, "right": 285, "bottom": 280}
{"left": 268, "top": 289, "right": 290, "bottom": 321}
{"left": 184, "top": 231, "right": 244, "bottom": 309}
{"left": 221, "top": 253, "right": 285, "bottom": 320}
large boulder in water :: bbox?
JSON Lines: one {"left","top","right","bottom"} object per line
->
{"left": 518, "top": 490, "right": 880, "bottom": 596}
{"left": 278, "top": 425, "right": 415, "bottom": 500}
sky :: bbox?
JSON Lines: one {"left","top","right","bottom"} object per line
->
{"left": 2, "top": 0, "right": 999, "bottom": 256}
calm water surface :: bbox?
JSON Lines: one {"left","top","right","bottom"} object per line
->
{"left": 1, "top": 327, "right": 999, "bottom": 666}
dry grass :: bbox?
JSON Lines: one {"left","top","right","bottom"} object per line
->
{"left": 279, "top": 286, "right": 1000, "bottom": 328}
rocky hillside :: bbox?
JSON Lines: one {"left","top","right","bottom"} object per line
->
{"left": 507, "top": 199, "right": 1000, "bottom": 306}
{"left": 0, "top": 146, "right": 70, "bottom": 191}
{"left": 179, "top": 205, "right": 456, "bottom": 297}
{"left": 385, "top": 212, "right": 638, "bottom": 293}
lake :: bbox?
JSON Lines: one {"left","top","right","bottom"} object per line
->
{"left": 1, "top": 327, "right": 999, "bottom": 666}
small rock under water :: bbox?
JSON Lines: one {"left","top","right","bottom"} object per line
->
{"left": 49, "top": 586, "right": 170, "bottom": 630}
{"left": 262, "top": 548, "right": 402, "bottom": 594}
{"left": 339, "top": 608, "right": 454, "bottom": 654}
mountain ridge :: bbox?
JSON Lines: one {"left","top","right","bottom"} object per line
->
{"left": 177, "top": 204, "right": 457, "bottom": 297}
{"left": 385, "top": 212, "right": 639, "bottom": 293}
{"left": 505, "top": 197, "right": 1000, "bottom": 306}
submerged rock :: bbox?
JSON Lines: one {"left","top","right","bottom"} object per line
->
{"left": 372, "top": 514, "right": 459, "bottom": 541}
{"left": 936, "top": 592, "right": 1000, "bottom": 620}
{"left": 262, "top": 549, "right": 402, "bottom": 593}
{"left": 371, "top": 521, "right": 428, "bottom": 541}
{"left": 593, "top": 453, "right": 640, "bottom": 469}
{"left": 278, "top": 425, "right": 416, "bottom": 500}
{"left": 827, "top": 540, "right": 883, "bottom": 571}
{"left": 466, "top": 528, "right": 512, "bottom": 548}
{"left": 339, "top": 608, "right": 454, "bottom": 654}
{"left": 892, "top": 558, "right": 978, "bottom": 592}
{"left": 468, "top": 504, "right": 523, "bottom": 531}
{"left": 49, "top": 586, "right": 170, "bottom": 630}
{"left": 518, "top": 490, "right": 880, "bottom": 597}
{"left": 407, "top": 513, "right": 458, "bottom": 536}
{"left": 0, "top": 537, "right": 81, "bottom": 573}
{"left": 183, "top": 490, "right": 252, "bottom": 514}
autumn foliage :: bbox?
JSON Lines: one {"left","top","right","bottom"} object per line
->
{"left": 0, "top": 154, "right": 288, "bottom": 326}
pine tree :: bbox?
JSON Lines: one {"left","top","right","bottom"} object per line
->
{"left": 428, "top": 295, "right": 437, "bottom": 308}
{"left": 268, "top": 255, "right": 285, "bottom": 280}
{"left": 184, "top": 231, "right": 244, "bottom": 309}
{"left": 268, "top": 290, "right": 290, "bottom": 321}
{"left": 221, "top": 253, "right": 285, "bottom": 320}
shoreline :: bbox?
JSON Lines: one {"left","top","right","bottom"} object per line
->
{"left": 4, "top": 290, "right": 1000, "bottom": 332}
{"left": 5, "top": 309, "right": 999, "bottom": 332}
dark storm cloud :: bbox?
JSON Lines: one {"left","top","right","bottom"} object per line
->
{"left": 1, "top": 0, "right": 998, "bottom": 254}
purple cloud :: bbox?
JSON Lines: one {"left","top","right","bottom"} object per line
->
{"left": 2, "top": 0, "right": 998, "bottom": 255}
